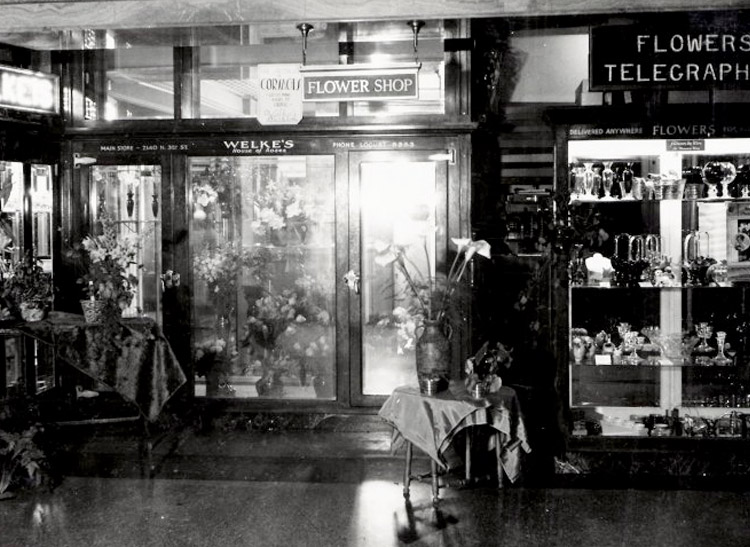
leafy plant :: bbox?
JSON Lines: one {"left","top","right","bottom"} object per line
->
{"left": 0, "top": 424, "right": 45, "bottom": 499}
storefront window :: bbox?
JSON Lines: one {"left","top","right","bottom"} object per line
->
{"left": 83, "top": 29, "right": 175, "bottom": 120}
{"left": 195, "top": 24, "right": 340, "bottom": 119}
{"left": 190, "top": 155, "right": 336, "bottom": 399}
{"left": 194, "top": 21, "right": 445, "bottom": 119}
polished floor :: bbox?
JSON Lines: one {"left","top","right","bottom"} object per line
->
{"left": 2, "top": 426, "right": 750, "bottom": 547}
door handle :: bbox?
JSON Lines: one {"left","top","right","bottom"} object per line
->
{"left": 343, "top": 270, "right": 360, "bottom": 295}
{"left": 161, "top": 270, "right": 181, "bottom": 291}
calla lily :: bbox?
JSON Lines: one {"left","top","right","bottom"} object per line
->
{"left": 451, "top": 237, "right": 472, "bottom": 253}
{"left": 374, "top": 247, "right": 399, "bottom": 266}
{"left": 466, "top": 239, "right": 491, "bottom": 260}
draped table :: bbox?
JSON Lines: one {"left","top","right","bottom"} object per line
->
{"left": 378, "top": 381, "right": 531, "bottom": 504}
{"left": 18, "top": 311, "right": 187, "bottom": 422}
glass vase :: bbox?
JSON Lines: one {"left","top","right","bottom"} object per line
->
{"left": 415, "top": 319, "right": 450, "bottom": 394}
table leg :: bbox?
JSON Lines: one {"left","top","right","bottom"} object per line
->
{"left": 403, "top": 441, "right": 412, "bottom": 499}
{"left": 465, "top": 430, "right": 472, "bottom": 483}
{"left": 430, "top": 459, "right": 440, "bottom": 506}
{"left": 495, "top": 432, "right": 505, "bottom": 489}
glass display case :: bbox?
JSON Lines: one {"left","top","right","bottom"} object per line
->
{"left": 561, "top": 134, "right": 750, "bottom": 439}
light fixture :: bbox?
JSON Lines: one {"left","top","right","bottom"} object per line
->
{"left": 296, "top": 23, "right": 314, "bottom": 66}
{"left": 407, "top": 20, "right": 425, "bottom": 67}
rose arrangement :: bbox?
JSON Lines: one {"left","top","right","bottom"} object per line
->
{"left": 242, "top": 282, "right": 331, "bottom": 382}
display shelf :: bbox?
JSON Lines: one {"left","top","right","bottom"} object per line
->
{"left": 554, "top": 116, "right": 750, "bottom": 438}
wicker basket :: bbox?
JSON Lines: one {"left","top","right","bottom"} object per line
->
{"left": 80, "top": 299, "right": 117, "bottom": 323}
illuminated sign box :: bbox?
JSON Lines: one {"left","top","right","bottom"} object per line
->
{"left": 0, "top": 65, "right": 59, "bottom": 115}
{"left": 300, "top": 63, "right": 419, "bottom": 102}
{"left": 590, "top": 24, "right": 750, "bottom": 90}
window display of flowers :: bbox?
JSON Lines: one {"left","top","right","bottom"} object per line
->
{"left": 242, "top": 281, "right": 331, "bottom": 394}
{"left": 194, "top": 242, "right": 267, "bottom": 317}
{"left": 77, "top": 215, "right": 143, "bottom": 313}
{"left": 251, "top": 181, "right": 313, "bottom": 245}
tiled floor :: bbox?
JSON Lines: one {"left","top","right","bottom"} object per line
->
{"left": 2, "top": 425, "right": 750, "bottom": 547}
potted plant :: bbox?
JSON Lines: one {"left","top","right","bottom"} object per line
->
{"left": 3, "top": 251, "right": 53, "bottom": 322}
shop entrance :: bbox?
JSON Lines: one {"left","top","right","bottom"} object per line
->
{"left": 70, "top": 135, "right": 465, "bottom": 408}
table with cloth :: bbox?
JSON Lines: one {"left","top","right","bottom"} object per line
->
{"left": 19, "top": 311, "right": 187, "bottom": 422}
{"left": 378, "top": 381, "right": 531, "bottom": 504}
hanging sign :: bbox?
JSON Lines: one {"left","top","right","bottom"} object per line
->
{"left": 300, "top": 63, "right": 419, "bottom": 102}
{"left": 590, "top": 24, "right": 750, "bottom": 90}
{"left": 0, "top": 65, "right": 59, "bottom": 114}
{"left": 257, "top": 64, "right": 303, "bottom": 125}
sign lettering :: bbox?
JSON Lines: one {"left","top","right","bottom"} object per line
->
{"left": 300, "top": 64, "right": 419, "bottom": 101}
{"left": 590, "top": 25, "right": 750, "bottom": 90}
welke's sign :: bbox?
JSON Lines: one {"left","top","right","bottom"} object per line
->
{"left": 300, "top": 64, "right": 419, "bottom": 101}
{"left": 590, "top": 24, "right": 750, "bottom": 90}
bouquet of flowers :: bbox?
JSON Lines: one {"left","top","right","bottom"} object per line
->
{"left": 374, "top": 237, "right": 491, "bottom": 329}
{"left": 78, "top": 215, "right": 143, "bottom": 312}
{"left": 251, "top": 181, "right": 313, "bottom": 244}
{"left": 194, "top": 242, "right": 256, "bottom": 317}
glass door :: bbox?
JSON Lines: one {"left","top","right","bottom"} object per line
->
{"left": 87, "top": 165, "right": 163, "bottom": 320}
{"left": 349, "top": 150, "right": 450, "bottom": 403}
{"left": 0, "top": 161, "right": 55, "bottom": 396}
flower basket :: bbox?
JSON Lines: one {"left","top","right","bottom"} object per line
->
{"left": 19, "top": 302, "right": 47, "bottom": 323}
{"left": 80, "top": 299, "right": 118, "bottom": 323}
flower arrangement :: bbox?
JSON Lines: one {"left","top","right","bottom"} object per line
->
{"left": 242, "top": 280, "right": 331, "bottom": 387}
{"left": 374, "top": 237, "right": 491, "bottom": 327}
{"left": 3, "top": 251, "right": 53, "bottom": 319}
{"left": 243, "top": 288, "right": 321, "bottom": 349}
{"left": 251, "top": 180, "right": 314, "bottom": 244}
{"left": 78, "top": 215, "right": 143, "bottom": 312}
{"left": 194, "top": 242, "right": 251, "bottom": 314}
{"left": 464, "top": 341, "right": 512, "bottom": 396}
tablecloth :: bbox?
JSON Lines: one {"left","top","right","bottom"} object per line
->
{"left": 18, "top": 311, "right": 187, "bottom": 422}
{"left": 378, "top": 381, "right": 531, "bottom": 483}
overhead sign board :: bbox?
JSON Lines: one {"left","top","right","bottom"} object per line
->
{"left": 0, "top": 65, "right": 59, "bottom": 115}
{"left": 300, "top": 63, "right": 419, "bottom": 102}
{"left": 590, "top": 24, "right": 750, "bottom": 90}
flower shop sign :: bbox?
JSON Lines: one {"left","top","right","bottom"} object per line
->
{"left": 590, "top": 24, "right": 750, "bottom": 90}
{"left": 300, "top": 63, "right": 419, "bottom": 101}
